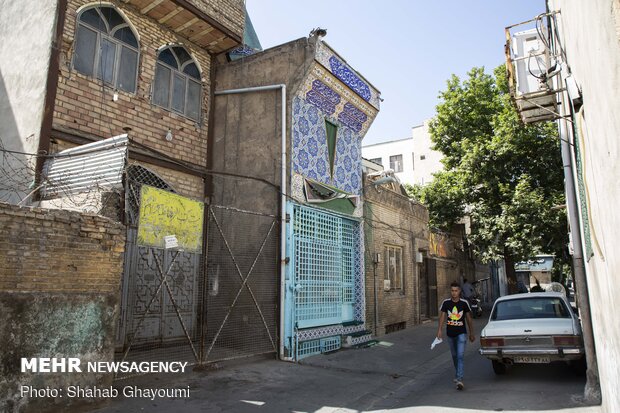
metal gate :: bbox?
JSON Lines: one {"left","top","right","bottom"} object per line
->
{"left": 116, "top": 166, "right": 202, "bottom": 371}
{"left": 203, "top": 204, "right": 278, "bottom": 362}
{"left": 116, "top": 168, "right": 279, "bottom": 373}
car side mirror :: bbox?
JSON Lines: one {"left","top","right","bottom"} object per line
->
{"left": 572, "top": 306, "right": 579, "bottom": 315}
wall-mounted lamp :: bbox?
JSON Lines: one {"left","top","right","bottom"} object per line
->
{"left": 165, "top": 129, "right": 173, "bottom": 142}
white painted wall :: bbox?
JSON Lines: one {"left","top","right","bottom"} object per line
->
{"left": 548, "top": 1, "right": 620, "bottom": 411}
{"left": 362, "top": 120, "right": 444, "bottom": 186}
{"left": 0, "top": 0, "right": 58, "bottom": 204}
{"left": 410, "top": 121, "right": 444, "bottom": 185}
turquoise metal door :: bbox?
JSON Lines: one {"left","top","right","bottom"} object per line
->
{"left": 292, "top": 206, "right": 357, "bottom": 328}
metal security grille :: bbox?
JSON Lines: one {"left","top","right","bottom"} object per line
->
{"left": 297, "top": 336, "right": 341, "bottom": 360}
{"left": 294, "top": 206, "right": 343, "bottom": 328}
{"left": 292, "top": 205, "right": 359, "bottom": 329}
{"left": 341, "top": 220, "right": 355, "bottom": 305}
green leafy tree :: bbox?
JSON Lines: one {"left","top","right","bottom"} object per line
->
{"left": 417, "top": 66, "right": 567, "bottom": 290}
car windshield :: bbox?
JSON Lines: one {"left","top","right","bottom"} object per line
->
{"left": 491, "top": 297, "right": 571, "bottom": 321}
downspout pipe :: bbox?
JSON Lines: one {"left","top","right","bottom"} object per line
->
{"left": 213, "top": 84, "right": 293, "bottom": 361}
{"left": 547, "top": 4, "right": 600, "bottom": 399}
{"left": 557, "top": 84, "right": 600, "bottom": 402}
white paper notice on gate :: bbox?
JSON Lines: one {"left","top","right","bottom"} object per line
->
{"left": 164, "top": 235, "right": 179, "bottom": 249}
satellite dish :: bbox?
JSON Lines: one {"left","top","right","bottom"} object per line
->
{"left": 546, "top": 282, "right": 566, "bottom": 294}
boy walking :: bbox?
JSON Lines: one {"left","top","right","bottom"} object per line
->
{"left": 436, "top": 281, "right": 475, "bottom": 390}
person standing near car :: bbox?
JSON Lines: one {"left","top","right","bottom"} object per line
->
{"left": 436, "top": 281, "right": 476, "bottom": 391}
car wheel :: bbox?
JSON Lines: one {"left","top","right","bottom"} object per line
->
{"left": 492, "top": 360, "right": 507, "bottom": 375}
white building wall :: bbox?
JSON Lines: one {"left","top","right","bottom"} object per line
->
{"left": 362, "top": 137, "right": 415, "bottom": 184}
{"left": 0, "top": 0, "right": 58, "bottom": 203}
{"left": 548, "top": 1, "right": 620, "bottom": 411}
{"left": 362, "top": 120, "right": 444, "bottom": 186}
{"left": 410, "top": 121, "right": 444, "bottom": 185}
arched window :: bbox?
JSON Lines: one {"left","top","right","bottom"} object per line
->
{"left": 152, "top": 45, "right": 202, "bottom": 121}
{"left": 73, "top": 5, "right": 139, "bottom": 93}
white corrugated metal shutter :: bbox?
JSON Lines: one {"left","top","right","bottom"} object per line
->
{"left": 41, "top": 134, "right": 128, "bottom": 199}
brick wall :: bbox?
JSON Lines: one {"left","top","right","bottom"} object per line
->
{"left": 0, "top": 202, "right": 125, "bottom": 412}
{"left": 364, "top": 184, "right": 429, "bottom": 336}
{"left": 0, "top": 203, "right": 125, "bottom": 293}
{"left": 188, "top": 0, "right": 245, "bottom": 39}
{"left": 54, "top": 0, "right": 213, "bottom": 180}
{"left": 129, "top": 160, "right": 204, "bottom": 200}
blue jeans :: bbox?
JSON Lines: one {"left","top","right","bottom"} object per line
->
{"left": 446, "top": 333, "right": 467, "bottom": 381}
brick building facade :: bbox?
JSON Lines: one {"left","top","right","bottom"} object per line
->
{"left": 50, "top": 0, "right": 244, "bottom": 200}
{"left": 363, "top": 175, "right": 429, "bottom": 336}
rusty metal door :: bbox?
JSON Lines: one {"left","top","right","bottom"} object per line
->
{"left": 115, "top": 165, "right": 202, "bottom": 372}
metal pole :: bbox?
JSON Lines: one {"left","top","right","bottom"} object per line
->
{"left": 557, "top": 79, "right": 600, "bottom": 403}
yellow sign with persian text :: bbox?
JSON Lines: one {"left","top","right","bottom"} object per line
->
{"left": 137, "top": 185, "right": 204, "bottom": 252}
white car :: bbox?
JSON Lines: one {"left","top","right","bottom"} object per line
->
{"left": 479, "top": 292, "right": 584, "bottom": 374}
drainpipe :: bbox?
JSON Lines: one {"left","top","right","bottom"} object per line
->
{"left": 213, "top": 84, "right": 292, "bottom": 361}
{"left": 547, "top": 6, "right": 599, "bottom": 398}
{"left": 556, "top": 84, "right": 600, "bottom": 402}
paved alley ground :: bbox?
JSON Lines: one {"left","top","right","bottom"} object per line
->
{"left": 90, "top": 319, "right": 596, "bottom": 413}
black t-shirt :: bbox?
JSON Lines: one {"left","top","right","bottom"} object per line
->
{"left": 440, "top": 298, "right": 471, "bottom": 337}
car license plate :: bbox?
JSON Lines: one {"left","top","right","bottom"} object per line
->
{"left": 514, "top": 356, "right": 550, "bottom": 364}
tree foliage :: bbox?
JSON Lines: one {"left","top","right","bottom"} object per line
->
{"left": 418, "top": 66, "right": 567, "bottom": 265}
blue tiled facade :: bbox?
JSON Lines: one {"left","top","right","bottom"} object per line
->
{"left": 292, "top": 96, "right": 363, "bottom": 195}
{"left": 284, "top": 42, "right": 380, "bottom": 360}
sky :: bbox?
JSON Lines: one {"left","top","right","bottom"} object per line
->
{"left": 246, "top": 0, "right": 546, "bottom": 145}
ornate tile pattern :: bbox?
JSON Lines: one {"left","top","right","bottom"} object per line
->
{"left": 314, "top": 41, "right": 381, "bottom": 110}
{"left": 291, "top": 173, "right": 305, "bottom": 202}
{"left": 297, "top": 324, "right": 343, "bottom": 341}
{"left": 338, "top": 103, "right": 368, "bottom": 133}
{"left": 299, "top": 64, "right": 377, "bottom": 136}
{"left": 307, "top": 79, "right": 341, "bottom": 115}
{"left": 353, "top": 221, "right": 366, "bottom": 322}
{"left": 342, "top": 324, "right": 367, "bottom": 335}
{"left": 351, "top": 334, "right": 373, "bottom": 346}
{"left": 292, "top": 96, "right": 363, "bottom": 195}
{"left": 329, "top": 56, "right": 372, "bottom": 102}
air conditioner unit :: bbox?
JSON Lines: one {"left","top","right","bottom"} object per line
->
{"left": 506, "top": 24, "right": 560, "bottom": 123}
{"left": 383, "top": 279, "right": 391, "bottom": 291}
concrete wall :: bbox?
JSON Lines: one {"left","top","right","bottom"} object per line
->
{"left": 364, "top": 181, "right": 429, "bottom": 336}
{"left": 0, "top": 202, "right": 125, "bottom": 412}
{"left": 212, "top": 37, "right": 316, "bottom": 212}
{"left": 0, "top": 0, "right": 58, "bottom": 204}
{"left": 547, "top": 1, "right": 620, "bottom": 411}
